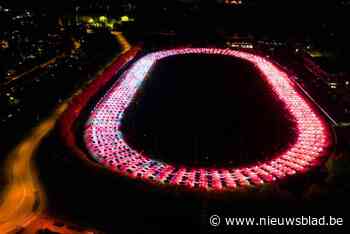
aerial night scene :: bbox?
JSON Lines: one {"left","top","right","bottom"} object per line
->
{"left": 0, "top": 0, "right": 350, "bottom": 233}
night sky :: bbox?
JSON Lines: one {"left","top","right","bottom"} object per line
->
{"left": 2, "top": 0, "right": 347, "bottom": 11}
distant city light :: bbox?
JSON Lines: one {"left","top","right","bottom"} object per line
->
{"left": 224, "top": 0, "right": 242, "bottom": 5}
{"left": 121, "top": 15, "right": 130, "bottom": 22}
{"left": 229, "top": 42, "right": 253, "bottom": 49}
{"left": 329, "top": 82, "right": 337, "bottom": 89}
{"left": 84, "top": 48, "right": 332, "bottom": 192}
{"left": 99, "top": 16, "right": 107, "bottom": 22}
{"left": 0, "top": 40, "right": 9, "bottom": 49}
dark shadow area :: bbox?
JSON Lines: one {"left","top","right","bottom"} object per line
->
{"left": 121, "top": 54, "right": 296, "bottom": 168}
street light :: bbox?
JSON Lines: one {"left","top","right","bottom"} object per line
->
{"left": 99, "top": 16, "right": 107, "bottom": 22}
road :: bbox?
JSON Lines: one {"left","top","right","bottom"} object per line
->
{"left": 111, "top": 31, "right": 131, "bottom": 53}
{"left": 0, "top": 102, "right": 68, "bottom": 233}
{"left": 0, "top": 32, "right": 131, "bottom": 233}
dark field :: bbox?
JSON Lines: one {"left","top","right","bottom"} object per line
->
{"left": 122, "top": 54, "right": 297, "bottom": 168}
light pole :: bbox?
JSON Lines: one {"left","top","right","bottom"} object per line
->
{"left": 75, "top": 6, "right": 80, "bottom": 25}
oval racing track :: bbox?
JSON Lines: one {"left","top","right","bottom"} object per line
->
{"left": 83, "top": 48, "right": 332, "bottom": 192}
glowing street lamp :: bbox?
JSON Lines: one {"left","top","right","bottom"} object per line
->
{"left": 120, "top": 15, "right": 130, "bottom": 22}
{"left": 99, "top": 16, "right": 107, "bottom": 22}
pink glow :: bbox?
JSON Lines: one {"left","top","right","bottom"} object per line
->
{"left": 84, "top": 48, "right": 331, "bottom": 191}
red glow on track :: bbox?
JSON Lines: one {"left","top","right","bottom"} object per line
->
{"left": 83, "top": 48, "right": 332, "bottom": 191}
